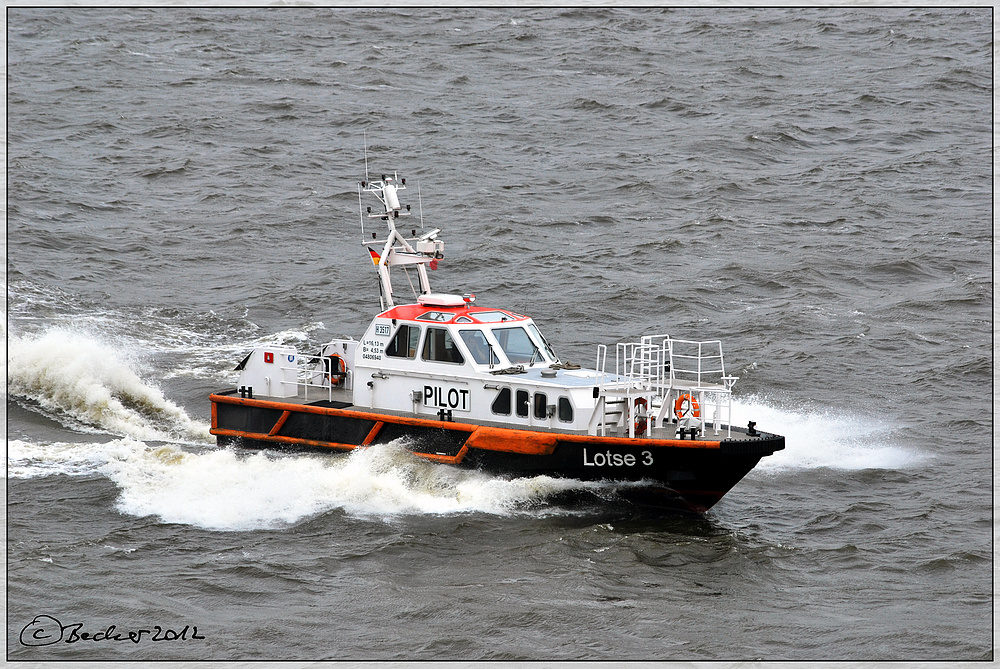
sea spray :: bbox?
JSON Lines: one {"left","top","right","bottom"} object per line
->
{"left": 10, "top": 436, "right": 605, "bottom": 529}
{"left": 105, "top": 441, "right": 607, "bottom": 530}
{"left": 731, "top": 395, "right": 928, "bottom": 472}
{"left": 7, "top": 327, "right": 212, "bottom": 443}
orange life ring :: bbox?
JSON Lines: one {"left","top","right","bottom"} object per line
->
{"left": 673, "top": 393, "right": 701, "bottom": 420}
{"left": 325, "top": 354, "right": 346, "bottom": 386}
{"left": 634, "top": 397, "right": 648, "bottom": 437}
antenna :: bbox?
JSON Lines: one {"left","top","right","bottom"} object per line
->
{"left": 358, "top": 182, "right": 365, "bottom": 240}
{"left": 418, "top": 181, "right": 424, "bottom": 229}
{"left": 363, "top": 130, "right": 370, "bottom": 182}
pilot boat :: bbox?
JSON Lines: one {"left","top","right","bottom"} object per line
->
{"left": 209, "top": 165, "right": 784, "bottom": 512}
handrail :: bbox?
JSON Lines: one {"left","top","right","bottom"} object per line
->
{"left": 593, "top": 334, "right": 735, "bottom": 438}
{"left": 272, "top": 352, "right": 355, "bottom": 403}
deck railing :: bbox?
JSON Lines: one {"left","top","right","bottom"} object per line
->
{"left": 269, "top": 352, "right": 354, "bottom": 403}
{"left": 592, "top": 334, "right": 737, "bottom": 438}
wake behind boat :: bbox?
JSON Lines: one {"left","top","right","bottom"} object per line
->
{"left": 209, "top": 162, "right": 784, "bottom": 512}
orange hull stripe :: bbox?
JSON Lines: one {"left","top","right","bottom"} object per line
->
{"left": 412, "top": 445, "right": 470, "bottom": 465}
{"left": 557, "top": 432, "right": 719, "bottom": 450}
{"left": 212, "top": 428, "right": 357, "bottom": 452}
{"left": 361, "top": 421, "right": 385, "bottom": 445}
{"left": 464, "top": 425, "right": 559, "bottom": 455}
{"left": 268, "top": 410, "right": 292, "bottom": 436}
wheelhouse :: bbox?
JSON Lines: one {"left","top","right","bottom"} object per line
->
{"left": 377, "top": 303, "right": 558, "bottom": 371}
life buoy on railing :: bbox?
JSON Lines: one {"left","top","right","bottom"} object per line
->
{"left": 673, "top": 393, "right": 701, "bottom": 420}
{"left": 324, "top": 354, "right": 347, "bottom": 386}
{"left": 634, "top": 397, "right": 648, "bottom": 437}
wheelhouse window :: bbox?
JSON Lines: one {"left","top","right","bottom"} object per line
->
{"left": 459, "top": 330, "right": 499, "bottom": 366}
{"left": 386, "top": 324, "right": 421, "bottom": 358}
{"left": 471, "top": 311, "right": 515, "bottom": 323}
{"left": 493, "top": 327, "right": 541, "bottom": 365}
{"left": 527, "top": 323, "right": 557, "bottom": 362}
{"left": 491, "top": 387, "right": 511, "bottom": 415}
{"left": 515, "top": 389, "right": 529, "bottom": 417}
{"left": 416, "top": 311, "right": 453, "bottom": 323}
{"left": 558, "top": 397, "right": 574, "bottom": 422}
{"left": 422, "top": 327, "right": 465, "bottom": 364}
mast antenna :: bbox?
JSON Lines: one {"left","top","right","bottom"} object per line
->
{"left": 418, "top": 181, "right": 424, "bottom": 229}
{"left": 358, "top": 182, "right": 365, "bottom": 240}
{"left": 363, "top": 130, "right": 370, "bottom": 183}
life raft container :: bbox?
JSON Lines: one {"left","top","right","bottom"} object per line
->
{"left": 673, "top": 393, "right": 700, "bottom": 420}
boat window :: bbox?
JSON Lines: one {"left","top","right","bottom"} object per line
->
{"left": 472, "top": 311, "right": 515, "bottom": 323}
{"left": 421, "top": 327, "right": 465, "bottom": 364}
{"left": 558, "top": 397, "right": 573, "bottom": 422}
{"left": 491, "top": 387, "right": 511, "bottom": 415}
{"left": 533, "top": 392, "right": 548, "bottom": 419}
{"left": 416, "top": 311, "right": 453, "bottom": 323}
{"left": 386, "top": 324, "right": 421, "bottom": 359}
{"left": 493, "top": 327, "right": 541, "bottom": 365}
{"left": 459, "top": 330, "right": 499, "bottom": 366}
{"left": 515, "top": 389, "right": 529, "bottom": 417}
{"left": 455, "top": 316, "right": 474, "bottom": 323}
{"left": 527, "top": 323, "right": 557, "bottom": 361}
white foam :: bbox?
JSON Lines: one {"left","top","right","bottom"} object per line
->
{"left": 731, "top": 395, "right": 927, "bottom": 473}
{"left": 7, "top": 326, "right": 212, "bottom": 443}
{"left": 8, "top": 438, "right": 122, "bottom": 479}
{"left": 108, "top": 441, "right": 599, "bottom": 530}
{"left": 9, "top": 436, "right": 599, "bottom": 529}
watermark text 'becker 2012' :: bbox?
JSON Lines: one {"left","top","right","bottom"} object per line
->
{"left": 20, "top": 614, "right": 205, "bottom": 646}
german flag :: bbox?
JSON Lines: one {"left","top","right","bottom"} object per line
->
{"left": 368, "top": 248, "right": 381, "bottom": 265}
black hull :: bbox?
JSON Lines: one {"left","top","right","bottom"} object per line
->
{"left": 211, "top": 393, "right": 784, "bottom": 512}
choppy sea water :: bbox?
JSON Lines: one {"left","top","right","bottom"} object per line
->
{"left": 6, "top": 8, "right": 993, "bottom": 663}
